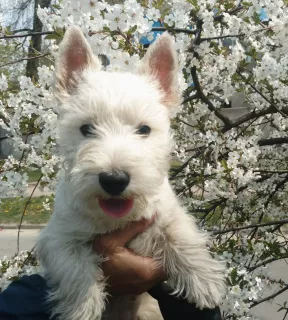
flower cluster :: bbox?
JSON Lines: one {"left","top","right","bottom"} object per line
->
{"left": 1, "top": 0, "right": 288, "bottom": 319}
{"left": 0, "top": 251, "right": 39, "bottom": 293}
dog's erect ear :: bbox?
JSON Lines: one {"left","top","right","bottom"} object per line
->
{"left": 55, "top": 26, "right": 101, "bottom": 96}
{"left": 138, "top": 33, "right": 181, "bottom": 108}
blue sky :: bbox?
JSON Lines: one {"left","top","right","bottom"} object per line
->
{"left": 0, "top": 0, "right": 33, "bottom": 28}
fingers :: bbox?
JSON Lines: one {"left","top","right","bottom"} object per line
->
{"left": 140, "top": 256, "right": 167, "bottom": 283}
{"left": 106, "top": 255, "right": 167, "bottom": 295}
{"left": 92, "top": 215, "right": 166, "bottom": 296}
{"left": 93, "top": 215, "right": 156, "bottom": 254}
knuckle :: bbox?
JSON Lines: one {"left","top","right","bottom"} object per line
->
{"left": 132, "top": 286, "right": 146, "bottom": 295}
{"left": 93, "top": 236, "right": 107, "bottom": 253}
{"left": 98, "top": 239, "right": 106, "bottom": 250}
{"left": 137, "top": 268, "right": 151, "bottom": 282}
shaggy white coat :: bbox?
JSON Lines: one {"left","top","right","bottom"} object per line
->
{"left": 36, "top": 26, "right": 226, "bottom": 320}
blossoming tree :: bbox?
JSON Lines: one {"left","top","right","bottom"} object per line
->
{"left": 1, "top": 0, "right": 288, "bottom": 319}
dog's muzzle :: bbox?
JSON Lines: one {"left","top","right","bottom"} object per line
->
{"left": 98, "top": 171, "right": 134, "bottom": 218}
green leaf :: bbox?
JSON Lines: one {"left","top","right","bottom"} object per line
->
{"left": 221, "top": 159, "right": 229, "bottom": 171}
{"left": 187, "top": 0, "right": 199, "bottom": 8}
{"left": 45, "top": 33, "right": 59, "bottom": 40}
{"left": 230, "top": 268, "right": 238, "bottom": 285}
{"left": 128, "top": 25, "right": 138, "bottom": 35}
{"left": 51, "top": 4, "right": 61, "bottom": 10}
{"left": 253, "top": 11, "right": 261, "bottom": 24}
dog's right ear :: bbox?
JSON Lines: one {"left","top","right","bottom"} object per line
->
{"left": 137, "top": 33, "right": 181, "bottom": 109}
{"left": 55, "top": 26, "right": 101, "bottom": 97}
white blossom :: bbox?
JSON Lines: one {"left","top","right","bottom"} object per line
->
{"left": 1, "top": 2, "right": 288, "bottom": 319}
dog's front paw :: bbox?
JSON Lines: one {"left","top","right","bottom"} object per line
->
{"left": 169, "top": 260, "right": 226, "bottom": 310}
{"left": 188, "top": 270, "right": 227, "bottom": 309}
{"left": 48, "top": 282, "right": 106, "bottom": 320}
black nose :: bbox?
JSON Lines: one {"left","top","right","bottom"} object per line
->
{"left": 99, "top": 171, "right": 130, "bottom": 196}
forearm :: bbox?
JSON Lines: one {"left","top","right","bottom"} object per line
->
{"left": 148, "top": 283, "right": 222, "bottom": 320}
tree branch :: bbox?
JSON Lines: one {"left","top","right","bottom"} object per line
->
{"left": 182, "top": 93, "right": 199, "bottom": 104}
{"left": 251, "top": 285, "right": 288, "bottom": 308}
{"left": 0, "top": 27, "right": 197, "bottom": 41}
{"left": 0, "top": 31, "right": 54, "bottom": 40}
{"left": 213, "top": 5, "right": 244, "bottom": 21}
{"left": 0, "top": 53, "right": 49, "bottom": 69}
{"left": 17, "top": 174, "right": 43, "bottom": 254}
{"left": 248, "top": 175, "right": 288, "bottom": 239}
{"left": 210, "top": 218, "right": 288, "bottom": 235}
{"left": 0, "top": 115, "right": 10, "bottom": 128}
{"left": 12, "top": 28, "right": 33, "bottom": 33}
{"left": 221, "top": 106, "right": 280, "bottom": 133}
{"left": 236, "top": 71, "right": 287, "bottom": 118}
{"left": 249, "top": 255, "right": 288, "bottom": 272}
{"left": 258, "top": 137, "right": 288, "bottom": 147}
{"left": 197, "top": 175, "right": 272, "bottom": 214}
{"left": 253, "top": 170, "right": 288, "bottom": 174}
{"left": 190, "top": 66, "right": 233, "bottom": 126}
{"left": 151, "top": 27, "right": 197, "bottom": 35}
{"left": 0, "top": 136, "right": 10, "bottom": 142}
{"left": 201, "top": 33, "right": 245, "bottom": 42}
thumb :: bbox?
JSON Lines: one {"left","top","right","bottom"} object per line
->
{"left": 94, "top": 215, "right": 156, "bottom": 252}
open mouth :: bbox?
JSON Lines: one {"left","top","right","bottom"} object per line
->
{"left": 98, "top": 198, "right": 134, "bottom": 218}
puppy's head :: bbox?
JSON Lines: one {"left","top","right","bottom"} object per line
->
{"left": 55, "top": 26, "right": 181, "bottom": 220}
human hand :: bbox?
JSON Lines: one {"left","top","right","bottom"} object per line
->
{"left": 93, "top": 217, "right": 167, "bottom": 295}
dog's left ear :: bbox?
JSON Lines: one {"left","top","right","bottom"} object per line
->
{"left": 138, "top": 33, "right": 181, "bottom": 108}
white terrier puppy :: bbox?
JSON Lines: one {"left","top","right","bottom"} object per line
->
{"left": 36, "top": 26, "right": 226, "bottom": 320}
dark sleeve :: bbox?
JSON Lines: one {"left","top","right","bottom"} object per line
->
{"left": 148, "top": 283, "right": 222, "bottom": 320}
{"left": 0, "top": 274, "right": 51, "bottom": 320}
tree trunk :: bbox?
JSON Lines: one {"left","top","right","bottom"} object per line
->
{"left": 26, "top": 0, "right": 51, "bottom": 81}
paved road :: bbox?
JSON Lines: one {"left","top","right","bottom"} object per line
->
{"left": 25, "top": 184, "right": 53, "bottom": 198}
{"left": 0, "top": 228, "right": 40, "bottom": 256}
{"left": 250, "top": 259, "right": 288, "bottom": 320}
{"left": 0, "top": 229, "right": 287, "bottom": 319}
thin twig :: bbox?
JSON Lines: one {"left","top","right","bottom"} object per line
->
{"left": 249, "top": 255, "right": 288, "bottom": 272}
{"left": 201, "top": 34, "right": 245, "bottom": 41}
{"left": 0, "top": 136, "right": 10, "bottom": 142}
{"left": 182, "top": 94, "right": 199, "bottom": 104}
{"left": 17, "top": 175, "right": 43, "bottom": 254}
{"left": 251, "top": 285, "right": 288, "bottom": 308}
{"left": 222, "top": 106, "right": 283, "bottom": 133}
{"left": 151, "top": 27, "right": 197, "bottom": 35}
{"left": 249, "top": 175, "right": 288, "bottom": 239}
{"left": 253, "top": 170, "right": 288, "bottom": 174}
{"left": 12, "top": 28, "right": 33, "bottom": 33}
{"left": 0, "top": 28, "right": 198, "bottom": 40}
{"left": 0, "top": 115, "right": 10, "bottom": 128}
{"left": 197, "top": 175, "right": 272, "bottom": 214}
{"left": 236, "top": 71, "right": 287, "bottom": 118}
{"left": 0, "top": 31, "right": 54, "bottom": 39}
{"left": 0, "top": 53, "right": 49, "bottom": 68}
{"left": 214, "top": 5, "right": 244, "bottom": 21}
{"left": 190, "top": 66, "right": 232, "bottom": 126}
{"left": 258, "top": 137, "right": 288, "bottom": 147}
{"left": 210, "top": 218, "right": 288, "bottom": 235}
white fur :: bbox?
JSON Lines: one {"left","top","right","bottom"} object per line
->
{"left": 36, "top": 26, "right": 226, "bottom": 320}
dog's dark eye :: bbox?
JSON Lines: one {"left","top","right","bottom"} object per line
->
{"left": 80, "top": 124, "right": 95, "bottom": 137}
{"left": 136, "top": 125, "right": 151, "bottom": 136}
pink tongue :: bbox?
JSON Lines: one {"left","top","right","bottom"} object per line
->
{"left": 98, "top": 198, "right": 134, "bottom": 218}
